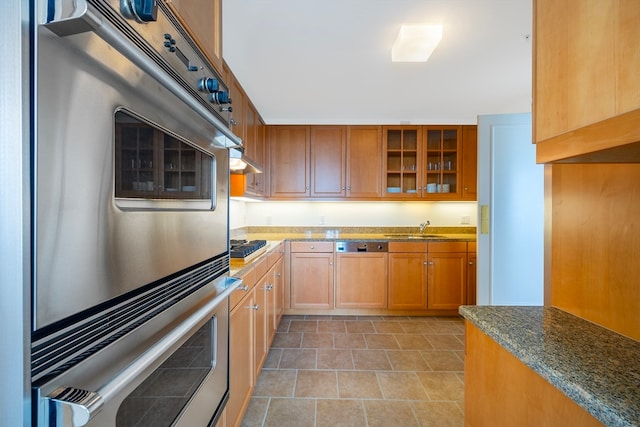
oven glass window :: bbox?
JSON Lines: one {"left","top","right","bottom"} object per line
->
{"left": 116, "top": 319, "right": 214, "bottom": 426}
{"left": 115, "top": 111, "right": 213, "bottom": 201}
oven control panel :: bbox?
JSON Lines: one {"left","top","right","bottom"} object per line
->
{"left": 49, "top": 0, "right": 235, "bottom": 127}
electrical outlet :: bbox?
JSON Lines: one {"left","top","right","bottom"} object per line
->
{"left": 319, "top": 215, "right": 325, "bottom": 225}
{"left": 266, "top": 215, "right": 272, "bottom": 225}
{"left": 461, "top": 215, "right": 471, "bottom": 224}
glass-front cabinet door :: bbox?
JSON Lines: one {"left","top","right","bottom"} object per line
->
{"left": 422, "top": 126, "right": 461, "bottom": 199}
{"left": 383, "top": 126, "right": 421, "bottom": 198}
{"left": 383, "top": 125, "right": 462, "bottom": 199}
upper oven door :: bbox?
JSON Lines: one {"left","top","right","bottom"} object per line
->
{"left": 34, "top": 0, "right": 232, "bottom": 331}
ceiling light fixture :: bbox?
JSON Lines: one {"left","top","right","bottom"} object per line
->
{"left": 392, "top": 24, "right": 443, "bottom": 62}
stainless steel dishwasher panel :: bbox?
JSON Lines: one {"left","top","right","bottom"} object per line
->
{"left": 335, "top": 241, "right": 388, "bottom": 253}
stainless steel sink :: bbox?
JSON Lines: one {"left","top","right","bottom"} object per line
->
{"left": 383, "top": 234, "right": 446, "bottom": 239}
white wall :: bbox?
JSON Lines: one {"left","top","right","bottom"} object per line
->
{"left": 230, "top": 199, "right": 477, "bottom": 229}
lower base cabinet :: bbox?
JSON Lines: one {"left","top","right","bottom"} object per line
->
{"left": 226, "top": 242, "right": 285, "bottom": 427}
{"left": 227, "top": 285, "right": 254, "bottom": 427}
{"left": 388, "top": 242, "right": 428, "bottom": 310}
{"left": 427, "top": 242, "right": 467, "bottom": 310}
{"left": 467, "top": 250, "right": 477, "bottom": 305}
{"left": 465, "top": 322, "right": 604, "bottom": 426}
{"left": 253, "top": 274, "right": 268, "bottom": 380}
{"left": 290, "top": 242, "right": 335, "bottom": 309}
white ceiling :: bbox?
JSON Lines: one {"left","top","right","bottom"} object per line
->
{"left": 222, "top": 0, "right": 532, "bottom": 125}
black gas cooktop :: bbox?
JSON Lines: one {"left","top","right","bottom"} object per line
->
{"left": 229, "top": 239, "right": 267, "bottom": 258}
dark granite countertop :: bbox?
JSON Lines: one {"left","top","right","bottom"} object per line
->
{"left": 459, "top": 305, "right": 640, "bottom": 427}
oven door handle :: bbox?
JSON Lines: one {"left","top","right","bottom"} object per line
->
{"left": 45, "top": 276, "right": 242, "bottom": 426}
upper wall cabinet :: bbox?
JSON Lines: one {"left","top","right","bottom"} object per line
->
{"left": 534, "top": 0, "right": 640, "bottom": 162}
{"left": 269, "top": 125, "right": 382, "bottom": 200}
{"left": 268, "top": 124, "right": 474, "bottom": 201}
{"left": 269, "top": 126, "right": 311, "bottom": 198}
{"left": 165, "top": 0, "right": 223, "bottom": 74}
{"left": 383, "top": 125, "right": 475, "bottom": 200}
{"left": 244, "top": 104, "right": 266, "bottom": 196}
{"left": 345, "top": 126, "right": 383, "bottom": 198}
{"left": 310, "top": 126, "right": 346, "bottom": 197}
{"left": 461, "top": 125, "right": 477, "bottom": 201}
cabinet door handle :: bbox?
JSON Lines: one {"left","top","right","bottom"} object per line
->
{"left": 275, "top": 272, "right": 281, "bottom": 277}
{"left": 265, "top": 284, "right": 274, "bottom": 291}
{"left": 237, "top": 285, "right": 249, "bottom": 291}
{"left": 252, "top": 304, "right": 260, "bottom": 311}
{"left": 310, "top": 245, "right": 315, "bottom": 249}
{"left": 469, "top": 261, "right": 474, "bottom": 265}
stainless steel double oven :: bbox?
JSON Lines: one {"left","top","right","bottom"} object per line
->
{"left": 32, "top": 0, "right": 241, "bottom": 425}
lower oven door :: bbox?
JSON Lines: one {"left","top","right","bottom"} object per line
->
{"left": 116, "top": 302, "right": 229, "bottom": 427}
{"left": 34, "top": 277, "right": 237, "bottom": 427}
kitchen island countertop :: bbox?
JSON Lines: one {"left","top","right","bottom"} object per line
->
{"left": 459, "top": 305, "right": 640, "bottom": 427}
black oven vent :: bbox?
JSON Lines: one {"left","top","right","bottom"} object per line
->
{"left": 31, "top": 254, "right": 229, "bottom": 385}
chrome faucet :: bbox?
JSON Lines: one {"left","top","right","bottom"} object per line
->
{"left": 419, "top": 220, "right": 431, "bottom": 234}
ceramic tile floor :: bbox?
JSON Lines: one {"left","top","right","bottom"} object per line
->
{"left": 241, "top": 315, "right": 465, "bottom": 427}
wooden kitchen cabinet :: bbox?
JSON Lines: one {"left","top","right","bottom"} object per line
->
{"left": 269, "top": 125, "right": 381, "bottom": 199}
{"left": 253, "top": 273, "right": 269, "bottom": 380}
{"left": 461, "top": 125, "right": 477, "bottom": 201}
{"left": 534, "top": 0, "right": 640, "bottom": 162}
{"left": 227, "top": 244, "right": 285, "bottom": 427}
{"left": 244, "top": 103, "right": 266, "bottom": 196}
{"left": 335, "top": 252, "right": 388, "bottom": 309}
{"left": 381, "top": 125, "right": 472, "bottom": 200}
{"left": 165, "top": 0, "right": 223, "bottom": 74}
{"left": 465, "top": 322, "right": 604, "bottom": 427}
{"left": 383, "top": 126, "right": 421, "bottom": 197}
{"left": 422, "top": 126, "right": 462, "bottom": 200}
{"left": 263, "top": 123, "right": 479, "bottom": 201}
{"left": 226, "top": 69, "right": 246, "bottom": 141}
{"left": 267, "top": 242, "right": 285, "bottom": 342}
{"left": 467, "top": 242, "right": 477, "bottom": 305}
{"left": 310, "top": 126, "right": 346, "bottom": 197}
{"left": 227, "top": 287, "right": 255, "bottom": 427}
{"left": 270, "top": 256, "right": 284, "bottom": 339}
{"left": 346, "top": 126, "right": 383, "bottom": 198}
{"left": 269, "top": 126, "right": 310, "bottom": 197}
{"left": 427, "top": 242, "right": 467, "bottom": 310}
{"left": 289, "top": 241, "right": 334, "bottom": 309}
{"left": 388, "top": 242, "right": 428, "bottom": 310}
